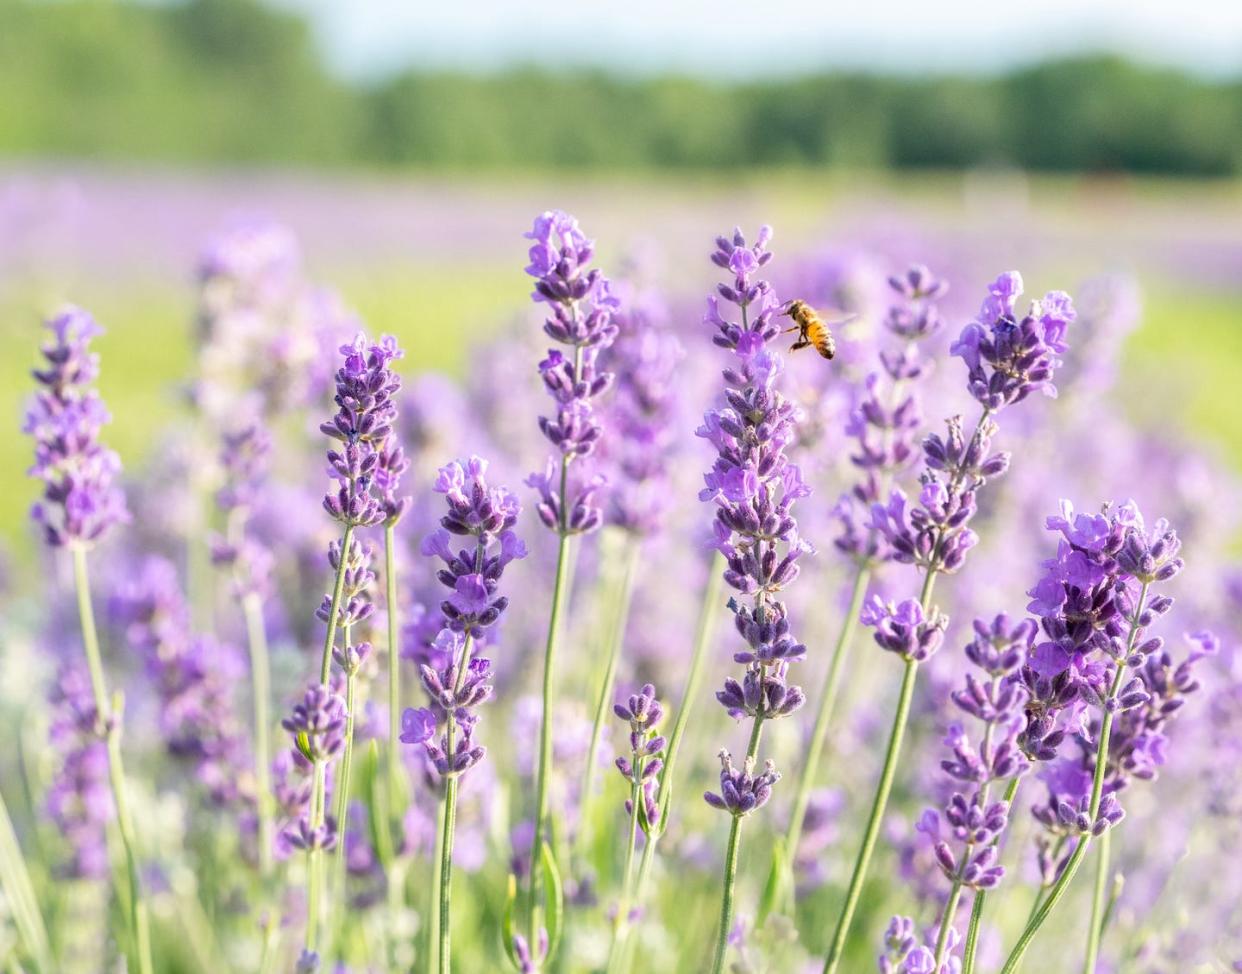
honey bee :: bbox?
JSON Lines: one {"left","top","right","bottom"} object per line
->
{"left": 779, "top": 299, "right": 856, "bottom": 360}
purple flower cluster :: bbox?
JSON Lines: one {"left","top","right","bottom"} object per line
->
{"left": 317, "top": 537, "right": 376, "bottom": 675}
{"left": 321, "top": 333, "right": 406, "bottom": 527}
{"left": 281, "top": 684, "right": 348, "bottom": 851}
{"left": 210, "top": 421, "right": 275, "bottom": 598}
{"left": 524, "top": 210, "right": 619, "bottom": 536}
{"left": 879, "top": 915, "right": 959, "bottom": 974}
{"left": 835, "top": 266, "right": 946, "bottom": 565}
{"left": 112, "top": 557, "right": 250, "bottom": 807}
{"left": 1020, "top": 500, "right": 1195, "bottom": 837}
{"left": 403, "top": 456, "right": 524, "bottom": 779}
{"left": 872, "top": 273, "right": 1075, "bottom": 579}
{"left": 860, "top": 596, "right": 949, "bottom": 662}
{"left": 613, "top": 683, "right": 666, "bottom": 831}
{"left": 923, "top": 616, "right": 1036, "bottom": 898}
{"left": 699, "top": 226, "right": 810, "bottom": 814}
{"left": 950, "top": 271, "right": 1075, "bottom": 409}
{"left": 601, "top": 289, "right": 684, "bottom": 534}
{"left": 704, "top": 750, "right": 781, "bottom": 818}
{"left": 25, "top": 306, "right": 129, "bottom": 547}
{"left": 45, "top": 663, "right": 112, "bottom": 879}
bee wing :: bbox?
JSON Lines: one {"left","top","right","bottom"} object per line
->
{"left": 815, "top": 308, "right": 861, "bottom": 326}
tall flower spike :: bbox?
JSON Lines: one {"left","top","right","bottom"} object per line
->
{"left": 26, "top": 306, "right": 130, "bottom": 547}
{"left": 699, "top": 227, "right": 809, "bottom": 974}
{"left": 320, "top": 333, "right": 403, "bottom": 528}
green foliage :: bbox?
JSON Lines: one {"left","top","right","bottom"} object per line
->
{"left": 2, "top": 0, "right": 1242, "bottom": 174}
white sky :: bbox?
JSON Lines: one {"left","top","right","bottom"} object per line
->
{"left": 276, "top": 0, "right": 1242, "bottom": 80}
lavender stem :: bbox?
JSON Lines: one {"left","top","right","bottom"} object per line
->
{"left": 576, "top": 534, "right": 641, "bottom": 866}
{"left": 1084, "top": 827, "right": 1112, "bottom": 973}
{"left": 320, "top": 524, "right": 356, "bottom": 683}
{"left": 772, "top": 564, "right": 871, "bottom": 912}
{"left": 385, "top": 522, "right": 404, "bottom": 826}
{"left": 332, "top": 628, "right": 359, "bottom": 873}
{"left": 961, "top": 775, "right": 1023, "bottom": 974}
{"left": 709, "top": 715, "right": 765, "bottom": 974}
{"left": 243, "top": 591, "right": 275, "bottom": 877}
{"left": 997, "top": 582, "right": 1150, "bottom": 974}
{"left": 823, "top": 567, "right": 938, "bottom": 974}
{"left": 437, "top": 633, "right": 475, "bottom": 973}
{"left": 627, "top": 551, "right": 726, "bottom": 959}
{"left": 71, "top": 545, "right": 155, "bottom": 974}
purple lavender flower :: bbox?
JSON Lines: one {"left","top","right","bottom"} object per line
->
{"left": 316, "top": 537, "right": 376, "bottom": 675}
{"left": 45, "top": 663, "right": 112, "bottom": 879}
{"left": 405, "top": 456, "right": 524, "bottom": 780}
{"left": 704, "top": 750, "right": 781, "bottom": 817}
{"left": 210, "top": 421, "right": 275, "bottom": 599}
{"left": 25, "top": 306, "right": 129, "bottom": 547}
{"left": 283, "top": 684, "right": 348, "bottom": 765}
{"left": 524, "top": 210, "right": 619, "bottom": 536}
{"left": 835, "top": 266, "right": 946, "bottom": 565}
{"left": 950, "top": 272, "right": 1075, "bottom": 410}
{"left": 600, "top": 287, "right": 684, "bottom": 534}
{"left": 699, "top": 228, "right": 811, "bottom": 773}
{"left": 613, "top": 683, "right": 667, "bottom": 831}
{"left": 859, "top": 596, "right": 949, "bottom": 662}
{"left": 320, "top": 333, "right": 404, "bottom": 528}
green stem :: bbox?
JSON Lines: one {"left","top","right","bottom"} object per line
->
{"left": 604, "top": 774, "right": 643, "bottom": 974}
{"left": 243, "top": 592, "right": 275, "bottom": 878}
{"left": 775, "top": 564, "right": 871, "bottom": 911}
{"left": 1083, "top": 825, "right": 1111, "bottom": 973}
{"left": 428, "top": 799, "right": 445, "bottom": 969}
{"left": 71, "top": 546, "right": 154, "bottom": 974}
{"left": 437, "top": 633, "right": 474, "bottom": 974}
{"left": 307, "top": 760, "right": 326, "bottom": 953}
{"left": 709, "top": 716, "right": 765, "bottom": 974}
{"left": 998, "top": 582, "right": 1149, "bottom": 974}
{"left": 385, "top": 523, "right": 403, "bottom": 824}
{"left": 0, "top": 785, "right": 51, "bottom": 972}
{"left": 823, "top": 568, "right": 937, "bottom": 974}
{"left": 934, "top": 882, "right": 965, "bottom": 963}
{"left": 576, "top": 535, "right": 640, "bottom": 867}
{"left": 333, "top": 661, "right": 359, "bottom": 880}
{"left": 962, "top": 776, "right": 1022, "bottom": 974}
{"left": 321, "top": 524, "right": 355, "bottom": 683}
{"left": 628, "top": 552, "right": 726, "bottom": 960}
{"left": 528, "top": 517, "right": 575, "bottom": 952}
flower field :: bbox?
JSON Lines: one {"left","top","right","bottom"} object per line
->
{"left": 0, "top": 168, "right": 1239, "bottom": 974}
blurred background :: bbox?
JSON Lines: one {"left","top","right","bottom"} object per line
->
{"left": 1, "top": 0, "right": 1240, "bottom": 547}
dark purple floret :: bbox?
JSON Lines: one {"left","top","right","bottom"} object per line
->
{"left": 860, "top": 596, "right": 948, "bottom": 662}
{"left": 320, "top": 332, "right": 404, "bottom": 528}
{"left": 704, "top": 750, "right": 781, "bottom": 818}
{"left": 283, "top": 684, "right": 348, "bottom": 764}
{"left": 25, "top": 306, "right": 130, "bottom": 547}
{"left": 614, "top": 683, "right": 667, "bottom": 829}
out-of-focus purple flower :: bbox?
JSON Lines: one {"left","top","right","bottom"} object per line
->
{"left": 836, "top": 265, "right": 946, "bottom": 566}
{"left": 524, "top": 210, "right": 619, "bottom": 536}
{"left": 25, "top": 306, "right": 130, "bottom": 547}
{"left": 600, "top": 286, "right": 684, "bottom": 534}
{"left": 878, "top": 915, "right": 961, "bottom": 973}
{"left": 210, "top": 421, "right": 275, "bottom": 599}
{"left": 320, "top": 332, "right": 404, "bottom": 527}
{"left": 45, "top": 663, "right": 112, "bottom": 879}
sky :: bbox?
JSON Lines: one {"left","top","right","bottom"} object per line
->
{"left": 277, "top": 0, "right": 1242, "bottom": 80}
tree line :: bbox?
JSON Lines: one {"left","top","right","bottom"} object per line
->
{"left": 2, "top": 0, "right": 1238, "bottom": 175}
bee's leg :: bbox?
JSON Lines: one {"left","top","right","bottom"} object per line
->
{"left": 790, "top": 338, "right": 809, "bottom": 350}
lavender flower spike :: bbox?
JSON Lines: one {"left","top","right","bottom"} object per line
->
{"left": 699, "top": 227, "right": 810, "bottom": 974}
{"left": 24, "top": 307, "right": 152, "bottom": 974}
{"left": 522, "top": 210, "right": 619, "bottom": 969}
{"left": 409, "top": 454, "right": 524, "bottom": 973}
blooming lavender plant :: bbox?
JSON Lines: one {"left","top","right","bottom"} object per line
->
{"left": 769, "top": 266, "right": 946, "bottom": 916}
{"left": 24, "top": 307, "right": 153, "bottom": 974}
{"left": 404, "top": 455, "right": 524, "bottom": 972}
{"left": 824, "top": 272, "right": 1076, "bottom": 974}
{"left": 693, "top": 226, "right": 812, "bottom": 974}
{"left": 519, "top": 210, "right": 618, "bottom": 971}
{"left": 993, "top": 501, "right": 1199, "bottom": 973}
